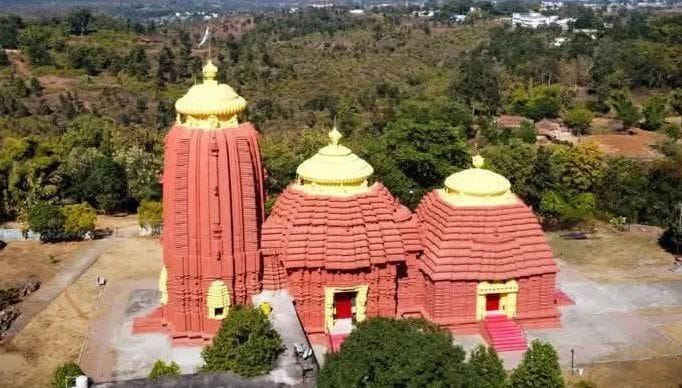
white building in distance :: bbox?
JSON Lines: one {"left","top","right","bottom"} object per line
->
{"left": 511, "top": 12, "right": 574, "bottom": 30}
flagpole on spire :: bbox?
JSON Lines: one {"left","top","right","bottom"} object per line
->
{"left": 198, "top": 26, "right": 211, "bottom": 62}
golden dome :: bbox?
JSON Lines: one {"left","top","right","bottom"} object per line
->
{"left": 440, "top": 155, "right": 518, "bottom": 207}
{"left": 175, "top": 60, "right": 247, "bottom": 129}
{"left": 294, "top": 127, "right": 374, "bottom": 196}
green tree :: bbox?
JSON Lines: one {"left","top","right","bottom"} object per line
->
{"left": 609, "top": 89, "right": 641, "bottom": 129}
{"left": 455, "top": 50, "right": 502, "bottom": 114}
{"left": 67, "top": 156, "right": 127, "bottom": 213}
{"left": 510, "top": 84, "right": 566, "bottom": 121}
{"left": 124, "top": 46, "right": 150, "bottom": 79}
{"left": 510, "top": 340, "right": 564, "bottom": 388}
{"left": 148, "top": 360, "right": 181, "bottom": 379}
{"left": 156, "top": 46, "right": 177, "bottom": 84}
{"left": 138, "top": 200, "right": 163, "bottom": 236}
{"left": 113, "top": 146, "right": 162, "bottom": 201}
{"left": 375, "top": 100, "right": 470, "bottom": 206}
{"left": 554, "top": 142, "right": 605, "bottom": 195}
{"left": 642, "top": 156, "right": 682, "bottom": 226}
{"left": 319, "top": 318, "right": 472, "bottom": 388}
{"left": 518, "top": 121, "right": 537, "bottom": 144}
{"left": 51, "top": 362, "right": 83, "bottom": 388}
{"left": 62, "top": 202, "right": 96, "bottom": 237}
{"left": 469, "top": 345, "right": 508, "bottom": 388}
{"left": 0, "top": 15, "right": 23, "bottom": 49}
{"left": 595, "top": 156, "right": 648, "bottom": 222}
{"left": 201, "top": 305, "right": 284, "bottom": 377}
{"left": 18, "top": 25, "right": 52, "bottom": 65}
{"left": 641, "top": 94, "right": 667, "bottom": 131}
{"left": 562, "top": 107, "right": 593, "bottom": 135}
{"left": 660, "top": 123, "right": 681, "bottom": 141}
{"left": 0, "top": 49, "right": 9, "bottom": 67}
{"left": 27, "top": 201, "right": 64, "bottom": 236}
{"left": 66, "top": 9, "right": 92, "bottom": 36}
{"left": 660, "top": 204, "right": 682, "bottom": 255}
{"left": 671, "top": 89, "right": 682, "bottom": 116}
{"left": 0, "top": 137, "right": 63, "bottom": 210}
{"left": 482, "top": 141, "right": 537, "bottom": 201}
{"left": 62, "top": 114, "right": 113, "bottom": 153}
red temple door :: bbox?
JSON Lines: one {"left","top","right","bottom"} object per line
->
{"left": 334, "top": 292, "right": 354, "bottom": 319}
{"left": 486, "top": 294, "right": 500, "bottom": 311}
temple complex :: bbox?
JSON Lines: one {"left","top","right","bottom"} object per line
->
{"left": 135, "top": 61, "right": 560, "bottom": 351}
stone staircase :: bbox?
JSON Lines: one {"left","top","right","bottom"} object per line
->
{"left": 484, "top": 314, "right": 527, "bottom": 352}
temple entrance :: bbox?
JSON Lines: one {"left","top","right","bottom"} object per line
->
{"left": 486, "top": 293, "right": 501, "bottom": 312}
{"left": 476, "top": 280, "right": 518, "bottom": 320}
{"left": 334, "top": 292, "right": 356, "bottom": 320}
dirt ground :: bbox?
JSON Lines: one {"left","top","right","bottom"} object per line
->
{"left": 0, "top": 240, "right": 96, "bottom": 289}
{"left": 95, "top": 214, "right": 140, "bottom": 237}
{"left": 584, "top": 128, "right": 667, "bottom": 160}
{"left": 0, "top": 237, "right": 161, "bottom": 388}
{"left": 566, "top": 356, "right": 682, "bottom": 388}
{"left": 547, "top": 223, "right": 677, "bottom": 282}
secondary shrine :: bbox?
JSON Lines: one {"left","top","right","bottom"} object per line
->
{"left": 134, "top": 61, "right": 560, "bottom": 351}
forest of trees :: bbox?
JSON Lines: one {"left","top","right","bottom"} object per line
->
{"left": 0, "top": 6, "right": 681, "bottom": 244}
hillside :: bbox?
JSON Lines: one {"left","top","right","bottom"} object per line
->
{"left": 0, "top": 8, "right": 681, "bottom": 233}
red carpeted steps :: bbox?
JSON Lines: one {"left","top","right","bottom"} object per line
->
{"left": 484, "top": 314, "right": 527, "bottom": 352}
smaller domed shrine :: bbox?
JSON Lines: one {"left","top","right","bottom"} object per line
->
{"left": 415, "top": 156, "right": 559, "bottom": 339}
{"left": 261, "top": 128, "right": 421, "bottom": 344}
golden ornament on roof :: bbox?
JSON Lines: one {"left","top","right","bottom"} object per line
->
{"left": 441, "top": 155, "right": 518, "bottom": 207}
{"left": 175, "top": 60, "right": 247, "bottom": 129}
{"left": 294, "top": 126, "right": 374, "bottom": 196}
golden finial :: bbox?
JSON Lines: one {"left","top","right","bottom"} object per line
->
{"left": 472, "top": 155, "right": 485, "bottom": 169}
{"left": 329, "top": 126, "right": 342, "bottom": 146}
{"left": 202, "top": 60, "right": 218, "bottom": 81}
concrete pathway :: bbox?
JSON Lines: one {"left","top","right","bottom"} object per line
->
{"left": 253, "top": 290, "right": 317, "bottom": 386}
{"left": 1, "top": 238, "right": 121, "bottom": 344}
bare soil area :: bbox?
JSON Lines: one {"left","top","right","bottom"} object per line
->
{"left": 584, "top": 128, "right": 666, "bottom": 160}
{"left": 0, "top": 240, "right": 96, "bottom": 289}
{"left": 0, "top": 237, "right": 161, "bottom": 388}
{"left": 567, "top": 356, "right": 682, "bottom": 388}
{"left": 547, "top": 223, "right": 677, "bottom": 282}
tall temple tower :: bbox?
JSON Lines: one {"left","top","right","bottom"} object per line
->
{"left": 134, "top": 61, "right": 266, "bottom": 345}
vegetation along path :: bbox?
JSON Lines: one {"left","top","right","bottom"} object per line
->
{"left": 1, "top": 238, "right": 121, "bottom": 344}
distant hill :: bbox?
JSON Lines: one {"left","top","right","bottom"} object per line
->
{"left": 0, "top": 0, "right": 404, "bottom": 18}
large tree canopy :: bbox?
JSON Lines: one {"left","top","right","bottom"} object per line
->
{"left": 319, "top": 318, "right": 473, "bottom": 388}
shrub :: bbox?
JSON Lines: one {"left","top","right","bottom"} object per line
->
{"left": 319, "top": 317, "right": 472, "bottom": 387}
{"left": 660, "top": 123, "right": 681, "bottom": 141}
{"left": 609, "top": 90, "right": 641, "bottom": 129}
{"left": 201, "top": 305, "right": 284, "bottom": 377}
{"left": 562, "top": 107, "right": 593, "bottom": 135}
{"left": 148, "top": 360, "right": 181, "bottom": 379}
{"left": 539, "top": 191, "right": 595, "bottom": 230}
{"left": 660, "top": 208, "right": 682, "bottom": 255}
{"left": 27, "top": 202, "right": 65, "bottom": 237}
{"left": 138, "top": 200, "right": 163, "bottom": 236}
{"left": 62, "top": 202, "right": 96, "bottom": 237}
{"left": 51, "top": 362, "right": 83, "bottom": 388}
{"left": 469, "top": 345, "right": 508, "bottom": 388}
{"left": 518, "top": 120, "right": 538, "bottom": 144}
{"left": 641, "top": 94, "right": 667, "bottom": 131}
{"left": 510, "top": 340, "right": 564, "bottom": 388}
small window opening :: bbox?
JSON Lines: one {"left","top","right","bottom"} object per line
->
{"left": 214, "top": 307, "right": 224, "bottom": 317}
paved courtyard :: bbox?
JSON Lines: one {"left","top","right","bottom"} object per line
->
{"left": 454, "top": 260, "right": 682, "bottom": 370}
{"left": 529, "top": 261, "right": 682, "bottom": 366}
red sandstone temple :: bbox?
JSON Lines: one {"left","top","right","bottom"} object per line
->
{"left": 135, "top": 61, "right": 560, "bottom": 352}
